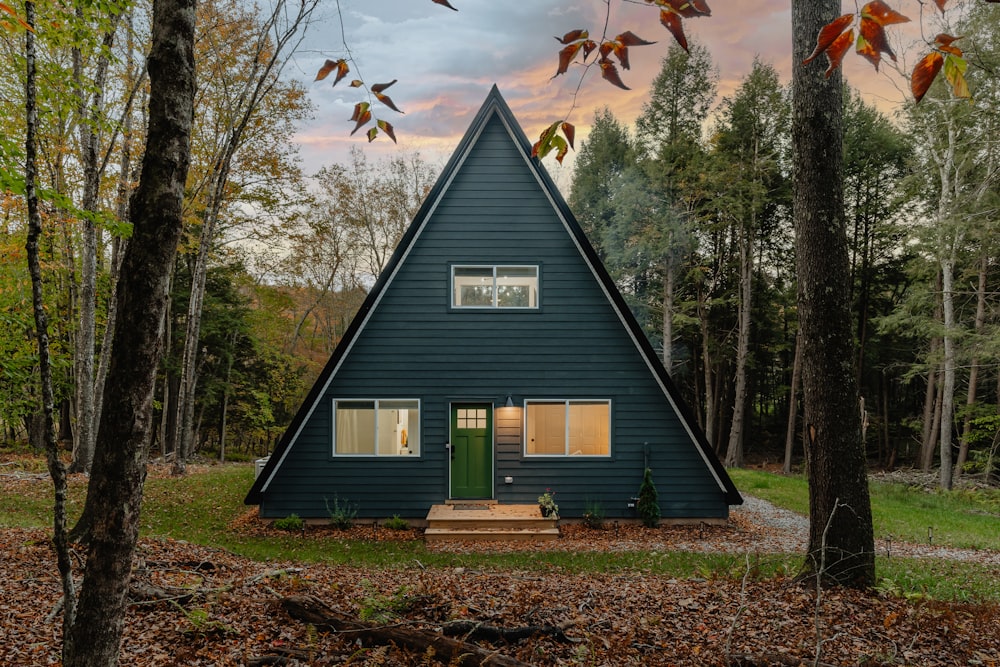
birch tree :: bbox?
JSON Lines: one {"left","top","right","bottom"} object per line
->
{"left": 171, "top": 0, "right": 318, "bottom": 473}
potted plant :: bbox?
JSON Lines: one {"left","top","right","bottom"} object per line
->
{"left": 537, "top": 489, "right": 559, "bottom": 519}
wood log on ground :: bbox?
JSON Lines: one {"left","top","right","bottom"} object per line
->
{"left": 280, "top": 594, "right": 533, "bottom": 667}
{"left": 440, "top": 619, "right": 575, "bottom": 643}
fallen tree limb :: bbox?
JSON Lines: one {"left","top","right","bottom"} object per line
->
{"left": 440, "top": 619, "right": 576, "bottom": 643}
{"left": 280, "top": 594, "right": 532, "bottom": 667}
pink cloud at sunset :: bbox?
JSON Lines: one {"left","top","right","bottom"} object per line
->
{"left": 293, "top": 1, "right": 935, "bottom": 187}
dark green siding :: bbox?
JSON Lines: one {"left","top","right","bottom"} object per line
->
{"left": 257, "top": 110, "right": 731, "bottom": 520}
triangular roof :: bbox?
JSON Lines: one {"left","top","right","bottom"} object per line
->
{"left": 246, "top": 85, "right": 741, "bottom": 506}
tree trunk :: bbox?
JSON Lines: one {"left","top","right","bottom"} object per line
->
{"left": 939, "top": 253, "right": 958, "bottom": 491}
{"left": 920, "top": 356, "right": 940, "bottom": 472}
{"left": 62, "top": 0, "right": 196, "bottom": 663}
{"left": 697, "top": 278, "right": 716, "bottom": 449}
{"left": 791, "top": 0, "right": 875, "bottom": 588}
{"left": 69, "top": 15, "right": 119, "bottom": 474}
{"left": 24, "top": 2, "right": 78, "bottom": 655}
{"left": 955, "top": 255, "right": 988, "bottom": 477}
{"left": 662, "top": 262, "right": 674, "bottom": 373}
{"left": 725, "top": 225, "right": 752, "bottom": 468}
{"left": 784, "top": 329, "right": 802, "bottom": 474}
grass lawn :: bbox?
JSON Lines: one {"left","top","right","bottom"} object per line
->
{"left": 3, "top": 459, "right": 999, "bottom": 601}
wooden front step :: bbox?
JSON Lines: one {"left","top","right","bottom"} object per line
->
{"left": 424, "top": 504, "right": 559, "bottom": 542}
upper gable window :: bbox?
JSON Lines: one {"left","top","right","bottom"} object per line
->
{"left": 452, "top": 265, "right": 539, "bottom": 309}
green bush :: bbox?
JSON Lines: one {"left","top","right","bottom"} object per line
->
{"left": 273, "top": 514, "right": 304, "bottom": 531}
{"left": 325, "top": 495, "right": 358, "bottom": 530}
{"left": 383, "top": 514, "right": 409, "bottom": 530}
{"left": 637, "top": 468, "right": 660, "bottom": 528}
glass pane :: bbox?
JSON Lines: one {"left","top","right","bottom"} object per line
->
{"left": 378, "top": 400, "right": 419, "bottom": 455}
{"left": 335, "top": 401, "right": 375, "bottom": 455}
{"left": 526, "top": 402, "right": 566, "bottom": 455}
{"left": 568, "top": 401, "right": 610, "bottom": 456}
{"left": 453, "top": 267, "right": 494, "bottom": 307}
{"left": 496, "top": 266, "right": 538, "bottom": 308}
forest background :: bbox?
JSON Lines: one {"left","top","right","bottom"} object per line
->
{"left": 1, "top": 0, "right": 998, "bottom": 489}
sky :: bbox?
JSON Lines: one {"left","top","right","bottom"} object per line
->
{"left": 288, "top": 0, "right": 923, "bottom": 188}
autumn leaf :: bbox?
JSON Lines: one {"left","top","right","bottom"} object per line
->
{"left": 823, "top": 29, "right": 854, "bottom": 77}
{"left": 377, "top": 119, "right": 397, "bottom": 143}
{"left": 615, "top": 31, "right": 655, "bottom": 47}
{"left": 555, "top": 42, "right": 584, "bottom": 77}
{"left": 375, "top": 93, "right": 403, "bottom": 114}
{"left": 0, "top": 1, "right": 33, "bottom": 32}
{"left": 861, "top": 0, "right": 910, "bottom": 26}
{"left": 316, "top": 58, "right": 350, "bottom": 86}
{"left": 932, "top": 0, "right": 948, "bottom": 13}
{"left": 367, "top": 127, "right": 378, "bottom": 142}
{"left": 613, "top": 42, "right": 631, "bottom": 69}
{"left": 659, "top": 10, "right": 688, "bottom": 52}
{"left": 943, "top": 52, "right": 970, "bottom": 99}
{"left": 610, "top": 32, "right": 654, "bottom": 71}
{"left": 349, "top": 102, "right": 371, "bottom": 135}
{"left": 315, "top": 59, "right": 339, "bottom": 81}
{"left": 801, "top": 14, "right": 854, "bottom": 66}
{"left": 556, "top": 29, "right": 588, "bottom": 44}
{"left": 911, "top": 51, "right": 943, "bottom": 102}
{"left": 660, "top": 0, "right": 711, "bottom": 19}
{"left": 350, "top": 80, "right": 363, "bottom": 87}
{"left": 857, "top": 15, "right": 897, "bottom": 70}
{"left": 561, "top": 122, "right": 575, "bottom": 150}
{"left": 431, "top": 0, "right": 458, "bottom": 10}
{"left": 600, "top": 60, "right": 630, "bottom": 90}
{"left": 532, "top": 121, "right": 561, "bottom": 160}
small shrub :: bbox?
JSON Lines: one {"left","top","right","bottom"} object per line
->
{"left": 325, "top": 495, "right": 358, "bottom": 530}
{"left": 583, "top": 500, "right": 605, "bottom": 529}
{"left": 637, "top": 467, "right": 660, "bottom": 528}
{"left": 383, "top": 514, "right": 409, "bottom": 530}
{"left": 273, "top": 514, "right": 304, "bottom": 531}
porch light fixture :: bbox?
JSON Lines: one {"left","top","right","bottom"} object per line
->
{"left": 505, "top": 394, "right": 514, "bottom": 408}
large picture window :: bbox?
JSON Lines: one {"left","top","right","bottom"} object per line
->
{"left": 333, "top": 399, "right": 420, "bottom": 456}
{"left": 452, "top": 265, "right": 539, "bottom": 308}
{"left": 525, "top": 400, "right": 610, "bottom": 456}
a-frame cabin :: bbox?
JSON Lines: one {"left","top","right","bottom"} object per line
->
{"left": 245, "top": 86, "right": 741, "bottom": 522}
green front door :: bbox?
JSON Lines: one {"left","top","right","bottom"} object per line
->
{"left": 450, "top": 404, "right": 493, "bottom": 499}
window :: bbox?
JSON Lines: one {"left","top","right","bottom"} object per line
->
{"left": 333, "top": 399, "right": 420, "bottom": 456}
{"left": 452, "top": 265, "right": 538, "bottom": 308}
{"left": 525, "top": 400, "right": 610, "bottom": 456}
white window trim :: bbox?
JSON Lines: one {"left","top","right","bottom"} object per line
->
{"left": 523, "top": 399, "right": 612, "bottom": 457}
{"left": 451, "top": 264, "right": 539, "bottom": 309}
{"left": 332, "top": 398, "right": 421, "bottom": 457}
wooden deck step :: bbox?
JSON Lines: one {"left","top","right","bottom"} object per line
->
{"left": 424, "top": 504, "right": 559, "bottom": 543}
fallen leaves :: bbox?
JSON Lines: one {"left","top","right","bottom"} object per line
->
{"left": 3, "top": 524, "right": 1000, "bottom": 666}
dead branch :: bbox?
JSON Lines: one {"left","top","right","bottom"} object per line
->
{"left": 440, "top": 618, "right": 577, "bottom": 643}
{"left": 280, "top": 594, "right": 532, "bottom": 667}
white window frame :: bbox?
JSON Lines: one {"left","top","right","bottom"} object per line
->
{"left": 332, "top": 398, "right": 421, "bottom": 457}
{"left": 523, "top": 399, "right": 611, "bottom": 457}
{"left": 451, "top": 265, "right": 539, "bottom": 309}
